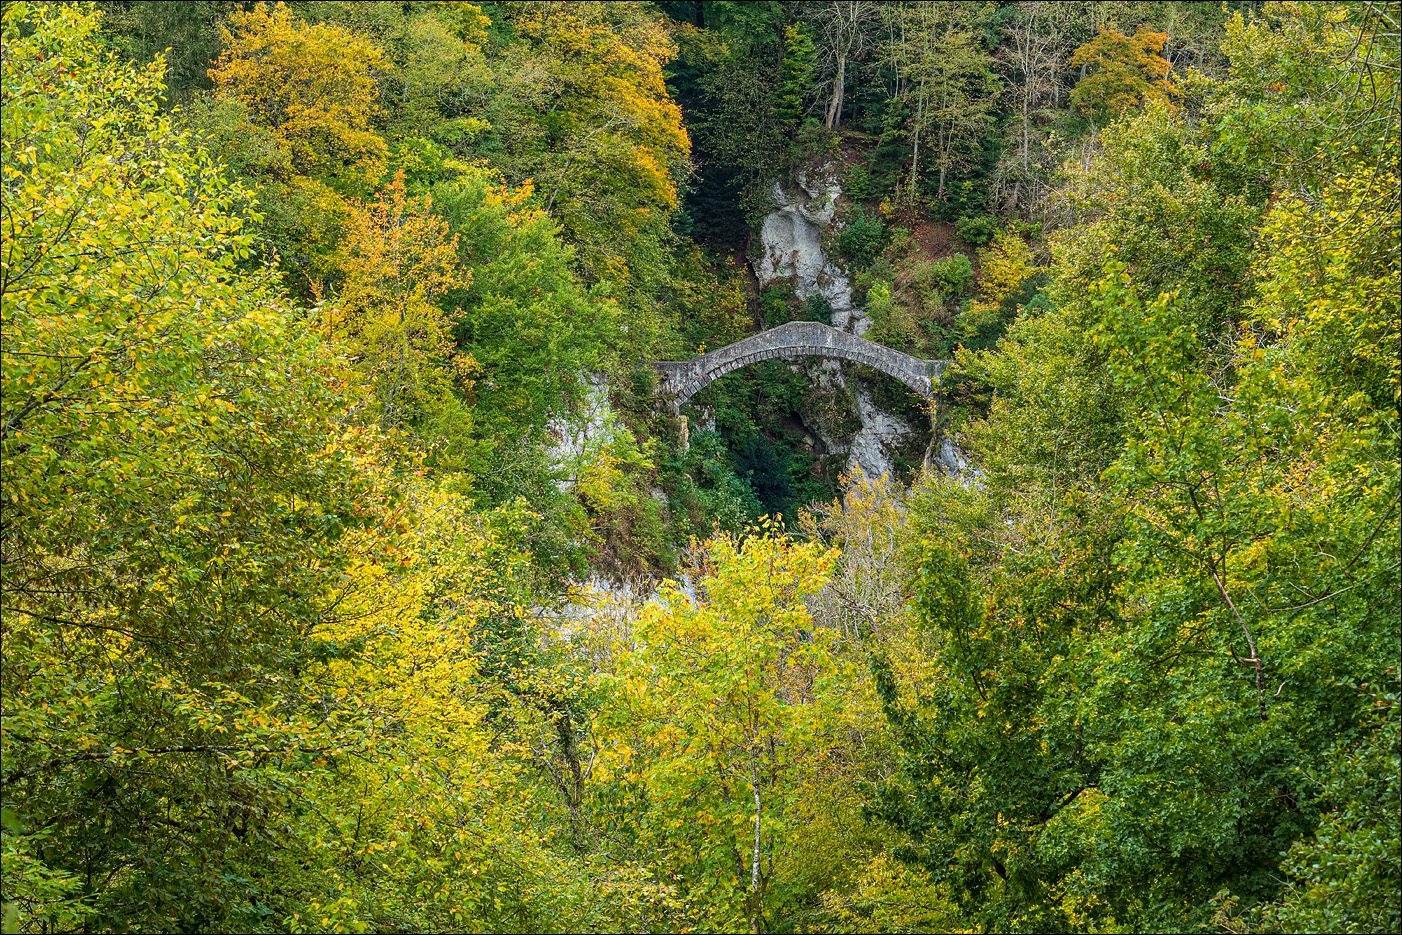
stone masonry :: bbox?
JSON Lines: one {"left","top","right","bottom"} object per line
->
{"left": 651, "top": 321, "right": 949, "bottom": 414}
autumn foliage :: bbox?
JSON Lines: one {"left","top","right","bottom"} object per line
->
{"left": 2, "top": 2, "right": 1397, "bottom": 934}
{"left": 210, "top": 2, "right": 389, "bottom": 192}
{"left": 1069, "top": 27, "right": 1176, "bottom": 121}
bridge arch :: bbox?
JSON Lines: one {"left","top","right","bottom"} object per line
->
{"left": 650, "top": 321, "right": 948, "bottom": 412}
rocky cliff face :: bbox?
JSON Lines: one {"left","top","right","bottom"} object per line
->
{"left": 750, "top": 163, "right": 916, "bottom": 480}
{"left": 752, "top": 166, "right": 867, "bottom": 335}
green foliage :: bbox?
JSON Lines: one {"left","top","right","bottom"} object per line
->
{"left": 885, "top": 226, "right": 913, "bottom": 254}
{"left": 688, "top": 25, "right": 789, "bottom": 227}
{"left": 776, "top": 23, "right": 816, "bottom": 128}
{"left": 902, "top": 253, "right": 974, "bottom": 326}
{"left": 1205, "top": 2, "right": 1398, "bottom": 214}
{"left": 759, "top": 284, "right": 796, "bottom": 329}
{"left": 1215, "top": 682, "right": 1401, "bottom": 935}
{"left": 674, "top": 429, "right": 763, "bottom": 534}
{"left": 864, "top": 280, "right": 921, "bottom": 353}
{"left": 953, "top": 214, "right": 998, "bottom": 246}
{"left": 837, "top": 207, "right": 887, "bottom": 270}
{"left": 868, "top": 10, "right": 1401, "bottom": 926}
{"left": 96, "top": 0, "right": 230, "bottom": 103}
{"left": 886, "top": 2, "right": 998, "bottom": 204}
{"left": 956, "top": 298, "right": 1121, "bottom": 492}
{"left": 364, "top": 4, "right": 494, "bottom": 146}
{"left": 668, "top": 247, "right": 752, "bottom": 352}
{"left": 1273, "top": 685, "right": 1401, "bottom": 934}
{"left": 1053, "top": 98, "right": 1263, "bottom": 360}
{"left": 430, "top": 170, "right": 617, "bottom": 486}
{"left": 1, "top": 5, "right": 398, "bottom": 928}
{"left": 842, "top": 162, "right": 882, "bottom": 201}
{"left": 685, "top": 352, "right": 844, "bottom": 523}
{"left": 863, "top": 245, "right": 979, "bottom": 360}
{"left": 484, "top": 2, "right": 690, "bottom": 307}
{"left": 930, "top": 253, "right": 974, "bottom": 294}
{"left": 803, "top": 295, "right": 831, "bottom": 325}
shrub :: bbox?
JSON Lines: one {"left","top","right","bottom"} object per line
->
{"left": 921, "top": 289, "right": 951, "bottom": 323}
{"left": 932, "top": 253, "right": 974, "bottom": 294}
{"left": 630, "top": 366, "right": 657, "bottom": 399}
{"left": 852, "top": 270, "right": 874, "bottom": 302}
{"left": 837, "top": 207, "right": 887, "bottom": 269}
{"left": 866, "top": 280, "right": 896, "bottom": 320}
{"left": 932, "top": 177, "right": 991, "bottom": 220}
{"left": 865, "top": 281, "right": 922, "bottom": 349}
{"left": 1009, "top": 218, "right": 1043, "bottom": 241}
{"left": 803, "top": 294, "right": 833, "bottom": 323}
{"left": 954, "top": 215, "right": 999, "bottom": 246}
{"left": 844, "top": 163, "right": 881, "bottom": 201}
{"left": 760, "top": 285, "right": 795, "bottom": 328}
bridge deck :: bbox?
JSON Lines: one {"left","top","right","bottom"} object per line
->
{"left": 651, "top": 321, "right": 949, "bottom": 411}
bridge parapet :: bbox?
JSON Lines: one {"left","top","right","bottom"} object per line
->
{"left": 651, "top": 321, "right": 949, "bottom": 412}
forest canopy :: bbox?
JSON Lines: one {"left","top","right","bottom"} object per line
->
{"left": 2, "top": 1, "right": 1398, "bottom": 933}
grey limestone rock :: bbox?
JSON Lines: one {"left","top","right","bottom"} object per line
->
{"left": 751, "top": 164, "right": 867, "bottom": 334}
{"left": 935, "top": 436, "right": 986, "bottom": 488}
{"left": 845, "top": 387, "right": 911, "bottom": 480}
{"left": 749, "top": 164, "right": 906, "bottom": 481}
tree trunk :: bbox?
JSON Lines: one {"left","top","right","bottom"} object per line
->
{"left": 748, "top": 766, "right": 763, "bottom": 932}
{"left": 1022, "top": 96, "right": 1031, "bottom": 173}
{"left": 909, "top": 124, "right": 921, "bottom": 204}
{"left": 827, "top": 53, "right": 846, "bottom": 128}
{"left": 909, "top": 81, "right": 926, "bottom": 204}
{"left": 936, "top": 81, "right": 950, "bottom": 198}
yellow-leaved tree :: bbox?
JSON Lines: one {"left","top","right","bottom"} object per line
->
{"left": 1, "top": 4, "right": 403, "bottom": 929}
{"left": 960, "top": 229, "right": 1042, "bottom": 346}
{"left": 200, "top": 1, "right": 391, "bottom": 297}
{"left": 493, "top": 1, "right": 690, "bottom": 290}
{"left": 330, "top": 171, "right": 473, "bottom": 437}
{"left": 209, "top": 1, "right": 388, "bottom": 192}
{"left": 1069, "top": 27, "right": 1176, "bottom": 124}
{"left": 283, "top": 484, "right": 589, "bottom": 933}
{"left": 591, "top": 526, "right": 874, "bottom": 932}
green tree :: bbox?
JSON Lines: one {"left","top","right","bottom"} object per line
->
{"left": 882, "top": 2, "right": 997, "bottom": 203}
{"left": 1, "top": 3, "right": 400, "bottom": 929}
{"left": 430, "top": 169, "right": 618, "bottom": 492}
{"left": 1219, "top": 687, "right": 1401, "bottom": 935}
{"left": 594, "top": 526, "right": 875, "bottom": 932}
{"left": 1052, "top": 99, "right": 1263, "bottom": 363}
{"left": 812, "top": 0, "right": 881, "bottom": 130}
{"left": 776, "top": 23, "right": 817, "bottom": 128}
{"left": 97, "top": 0, "right": 236, "bottom": 104}
{"left": 686, "top": 6, "right": 791, "bottom": 225}
{"left": 866, "top": 6, "right": 1399, "bottom": 929}
{"left": 1205, "top": 2, "right": 1399, "bottom": 221}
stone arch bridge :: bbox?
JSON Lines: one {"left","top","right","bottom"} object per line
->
{"left": 651, "top": 320, "right": 949, "bottom": 414}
